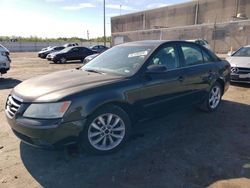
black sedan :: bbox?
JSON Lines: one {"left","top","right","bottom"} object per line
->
{"left": 49, "top": 46, "right": 97, "bottom": 64}
{"left": 38, "top": 46, "right": 65, "bottom": 59}
{"left": 90, "top": 45, "right": 109, "bottom": 53}
{"left": 5, "top": 40, "right": 230, "bottom": 154}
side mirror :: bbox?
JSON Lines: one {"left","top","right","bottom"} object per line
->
{"left": 146, "top": 64, "right": 167, "bottom": 74}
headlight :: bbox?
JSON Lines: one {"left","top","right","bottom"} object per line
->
{"left": 23, "top": 101, "right": 71, "bottom": 119}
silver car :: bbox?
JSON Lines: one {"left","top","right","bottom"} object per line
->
{"left": 0, "top": 44, "right": 11, "bottom": 76}
{"left": 226, "top": 45, "right": 250, "bottom": 83}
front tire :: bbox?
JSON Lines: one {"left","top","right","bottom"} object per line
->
{"left": 200, "top": 82, "right": 222, "bottom": 112}
{"left": 57, "top": 57, "right": 67, "bottom": 64}
{"left": 81, "top": 105, "right": 131, "bottom": 154}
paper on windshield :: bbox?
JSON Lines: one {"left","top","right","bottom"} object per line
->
{"left": 128, "top": 51, "right": 148, "bottom": 58}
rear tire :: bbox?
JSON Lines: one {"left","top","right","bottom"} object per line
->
{"left": 200, "top": 82, "right": 222, "bottom": 112}
{"left": 80, "top": 105, "right": 131, "bottom": 154}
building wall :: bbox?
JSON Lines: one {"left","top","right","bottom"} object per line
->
{"left": 111, "top": 0, "right": 250, "bottom": 53}
{"left": 111, "top": 0, "right": 250, "bottom": 33}
{"left": 112, "top": 20, "right": 250, "bottom": 53}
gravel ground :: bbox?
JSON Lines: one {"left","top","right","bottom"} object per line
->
{"left": 0, "top": 53, "right": 250, "bottom": 188}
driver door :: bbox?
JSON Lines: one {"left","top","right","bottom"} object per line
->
{"left": 140, "top": 43, "right": 187, "bottom": 117}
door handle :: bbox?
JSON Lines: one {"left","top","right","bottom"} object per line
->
{"left": 178, "top": 76, "right": 184, "bottom": 82}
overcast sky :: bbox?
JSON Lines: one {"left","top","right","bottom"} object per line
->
{"left": 0, "top": 0, "right": 190, "bottom": 39}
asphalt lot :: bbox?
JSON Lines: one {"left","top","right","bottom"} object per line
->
{"left": 0, "top": 52, "right": 250, "bottom": 188}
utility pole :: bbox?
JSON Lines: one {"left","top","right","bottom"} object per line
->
{"left": 103, "top": 0, "right": 106, "bottom": 46}
{"left": 213, "top": 14, "right": 217, "bottom": 52}
{"left": 87, "top": 30, "right": 89, "bottom": 41}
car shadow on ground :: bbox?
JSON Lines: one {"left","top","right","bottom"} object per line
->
{"left": 49, "top": 60, "right": 83, "bottom": 65}
{"left": 20, "top": 100, "right": 250, "bottom": 188}
{"left": 230, "top": 82, "right": 250, "bottom": 88}
{"left": 0, "top": 78, "right": 22, "bottom": 90}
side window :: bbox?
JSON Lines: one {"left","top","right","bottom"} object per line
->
{"left": 73, "top": 48, "right": 79, "bottom": 52}
{"left": 181, "top": 45, "right": 203, "bottom": 66}
{"left": 202, "top": 50, "right": 215, "bottom": 62}
{"left": 149, "top": 45, "right": 179, "bottom": 70}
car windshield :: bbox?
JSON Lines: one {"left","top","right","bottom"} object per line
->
{"left": 82, "top": 45, "right": 153, "bottom": 76}
{"left": 233, "top": 47, "right": 250, "bottom": 57}
{"left": 60, "top": 47, "right": 72, "bottom": 53}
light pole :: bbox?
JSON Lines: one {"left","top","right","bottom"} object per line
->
{"left": 103, "top": 0, "right": 106, "bottom": 46}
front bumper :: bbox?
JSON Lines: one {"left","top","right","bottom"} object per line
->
{"left": 231, "top": 73, "right": 250, "bottom": 83}
{"left": 6, "top": 115, "right": 86, "bottom": 149}
{"left": 0, "top": 67, "right": 10, "bottom": 74}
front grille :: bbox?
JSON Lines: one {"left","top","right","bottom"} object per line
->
{"left": 231, "top": 67, "right": 250, "bottom": 74}
{"left": 5, "top": 95, "right": 22, "bottom": 118}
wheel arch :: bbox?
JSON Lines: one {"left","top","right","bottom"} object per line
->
{"left": 85, "top": 100, "right": 136, "bottom": 125}
{"left": 215, "top": 77, "right": 225, "bottom": 95}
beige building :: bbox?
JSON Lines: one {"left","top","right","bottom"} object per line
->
{"left": 111, "top": 0, "right": 250, "bottom": 53}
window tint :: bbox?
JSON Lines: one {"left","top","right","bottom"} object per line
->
{"left": 198, "top": 40, "right": 206, "bottom": 46}
{"left": 233, "top": 47, "right": 250, "bottom": 57}
{"left": 72, "top": 47, "right": 79, "bottom": 51}
{"left": 202, "top": 50, "right": 215, "bottom": 62}
{"left": 181, "top": 45, "right": 203, "bottom": 66}
{"left": 148, "top": 45, "right": 179, "bottom": 70}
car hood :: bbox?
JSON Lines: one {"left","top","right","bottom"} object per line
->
{"left": 226, "top": 56, "right": 250, "bottom": 68}
{"left": 13, "top": 69, "right": 123, "bottom": 102}
{"left": 48, "top": 51, "right": 61, "bottom": 56}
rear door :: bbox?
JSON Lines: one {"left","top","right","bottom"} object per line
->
{"left": 177, "top": 42, "right": 217, "bottom": 104}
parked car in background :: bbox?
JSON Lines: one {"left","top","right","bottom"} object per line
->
{"left": 226, "top": 45, "right": 250, "bottom": 83}
{"left": 41, "top": 46, "right": 51, "bottom": 51}
{"left": 0, "top": 44, "right": 11, "bottom": 75}
{"left": 38, "top": 46, "right": 65, "bottom": 59}
{"left": 83, "top": 53, "right": 99, "bottom": 64}
{"left": 5, "top": 40, "right": 230, "bottom": 154}
{"left": 63, "top": 43, "right": 78, "bottom": 48}
{"left": 90, "top": 45, "right": 109, "bottom": 53}
{"left": 187, "top": 39, "right": 211, "bottom": 50}
{"left": 48, "top": 46, "right": 97, "bottom": 63}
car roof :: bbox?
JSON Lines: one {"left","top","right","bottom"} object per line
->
{"left": 118, "top": 40, "right": 200, "bottom": 48}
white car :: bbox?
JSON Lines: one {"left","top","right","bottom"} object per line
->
{"left": 0, "top": 44, "right": 11, "bottom": 76}
{"left": 226, "top": 45, "right": 250, "bottom": 83}
{"left": 187, "top": 39, "right": 211, "bottom": 50}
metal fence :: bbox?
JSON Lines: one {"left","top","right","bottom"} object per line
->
{"left": 0, "top": 42, "right": 111, "bottom": 52}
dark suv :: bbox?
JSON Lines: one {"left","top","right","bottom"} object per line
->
{"left": 5, "top": 41, "right": 230, "bottom": 154}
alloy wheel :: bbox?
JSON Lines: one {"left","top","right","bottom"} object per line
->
{"left": 88, "top": 113, "right": 126, "bottom": 151}
{"left": 209, "top": 85, "right": 221, "bottom": 109}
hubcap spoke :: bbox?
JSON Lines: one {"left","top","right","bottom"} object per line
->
{"left": 102, "top": 136, "right": 107, "bottom": 146}
{"left": 89, "top": 131, "right": 102, "bottom": 138}
{"left": 92, "top": 135, "right": 105, "bottom": 145}
{"left": 98, "top": 116, "right": 106, "bottom": 126}
{"left": 112, "top": 127, "right": 125, "bottom": 132}
{"left": 91, "top": 123, "right": 101, "bottom": 131}
{"left": 109, "top": 135, "right": 114, "bottom": 144}
{"left": 111, "top": 133, "right": 123, "bottom": 139}
{"left": 107, "top": 114, "right": 113, "bottom": 125}
{"left": 112, "top": 118, "right": 120, "bottom": 128}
